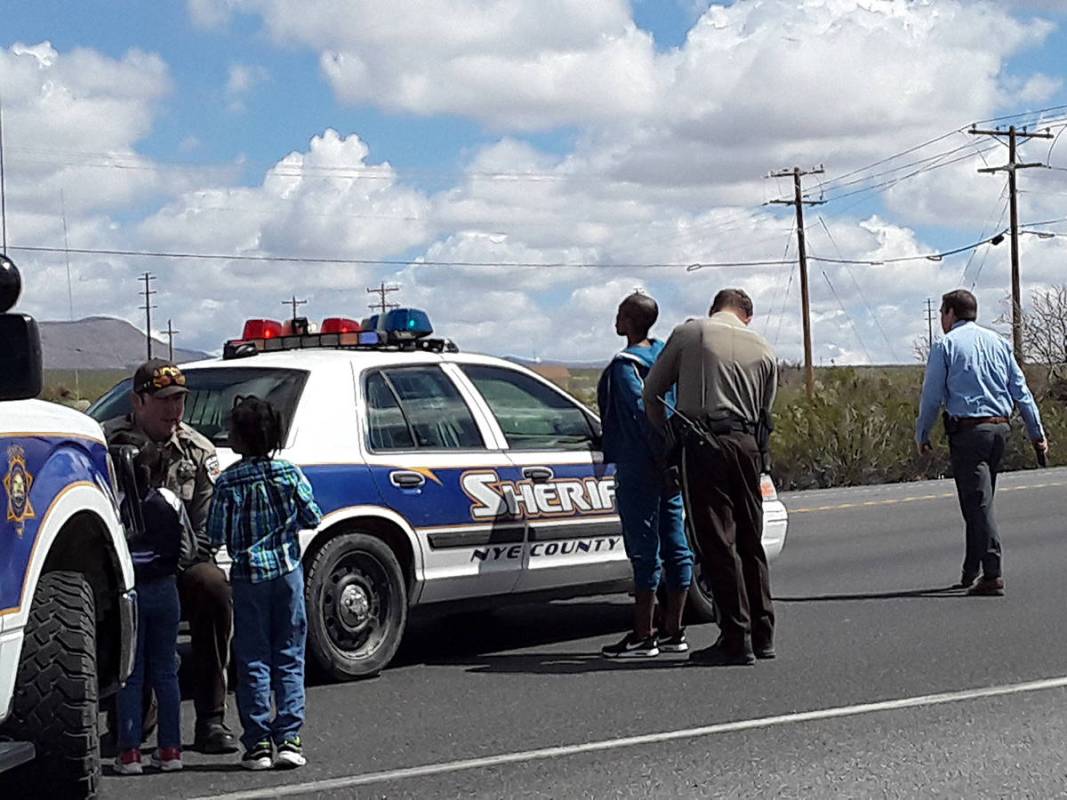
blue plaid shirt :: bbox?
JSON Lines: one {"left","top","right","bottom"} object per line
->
{"left": 207, "top": 458, "right": 323, "bottom": 583}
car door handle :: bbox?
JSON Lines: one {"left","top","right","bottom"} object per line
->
{"left": 523, "top": 467, "right": 554, "bottom": 483}
{"left": 390, "top": 470, "right": 426, "bottom": 489}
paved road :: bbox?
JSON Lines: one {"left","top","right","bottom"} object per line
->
{"left": 102, "top": 467, "right": 1067, "bottom": 799}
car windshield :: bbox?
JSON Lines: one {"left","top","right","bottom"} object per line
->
{"left": 88, "top": 367, "right": 309, "bottom": 446}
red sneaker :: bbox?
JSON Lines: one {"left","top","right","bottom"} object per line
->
{"left": 114, "top": 748, "right": 143, "bottom": 775}
{"left": 151, "top": 746, "right": 183, "bottom": 771}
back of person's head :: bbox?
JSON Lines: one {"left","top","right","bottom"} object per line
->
{"left": 941, "top": 289, "right": 978, "bottom": 321}
{"left": 619, "top": 292, "right": 659, "bottom": 336}
{"left": 229, "top": 395, "right": 283, "bottom": 458}
{"left": 710, "top": 288, "right": 754, "bottom": 318}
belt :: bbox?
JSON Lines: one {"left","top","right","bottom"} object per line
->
{"left": 954, "top": 416, "right": 1009, "bottom": 430}
{"left": 704, "top": 416, "right": 757, "bottom": 435}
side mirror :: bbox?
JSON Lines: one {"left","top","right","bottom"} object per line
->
{"left": 0, "top": 314, "right": 43, "bottom": 401}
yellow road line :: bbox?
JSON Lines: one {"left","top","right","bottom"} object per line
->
{"left": 790, "top": 480, "right": 1067, "bottom": 514}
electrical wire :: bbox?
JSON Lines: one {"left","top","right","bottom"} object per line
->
{"left": 820, "top": 268, "right": 874, "bottom": 364}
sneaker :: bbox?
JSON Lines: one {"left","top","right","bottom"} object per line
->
{"left": 275, "top": 737, "right": 307, "bottom": 769}
{"left": 241, "top": 741, "right": 273, "bottom": 771}
{"left": 113, "top": 748, "right": 143, "bottom": 775}
{"left": 659, "top": 630, "right": 689, "bottom": 653}
{"left": 151, "top": 746, "right": 183, "bottom": 772}
{"left": 601, "top": 632, "right": 659, "bottom": 659}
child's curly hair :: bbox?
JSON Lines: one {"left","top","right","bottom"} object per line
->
{"left": 229, "top": 395, "right": 283, "bottom": 458}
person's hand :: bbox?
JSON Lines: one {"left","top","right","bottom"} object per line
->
{"left": 1033, "top": 437, "right": 1049, "bottom": 454}
{"left": 916, "top": 440, "right": 933, "bottom": 457}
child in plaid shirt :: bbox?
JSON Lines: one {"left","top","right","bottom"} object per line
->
{"left": 207, "top": 396, "right": 322, "bottom": 770}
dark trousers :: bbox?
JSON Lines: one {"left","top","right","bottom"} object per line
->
{"left": 681, "top": 431, "right": 774, "bottom": 647}
{"left": 178, "top": 561, "right": 233, "bottom": 727}
{"left": 949, "top": 423, "right": 1008, "bottom": 580}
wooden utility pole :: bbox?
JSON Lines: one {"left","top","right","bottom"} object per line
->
{"left": 139, "top": 272, "right": 156, "bottom": 360}
{"left": 969, "top": 125, "right": 1053, "bottom": 364}
{"left": 925, "top": 298, "right": 936, "bottom": 353}
{"left": 165, "top": 319, "right": 180, "bottom": 362}
{"left": 769, "top": 166, "right": 825, "bottom": 400}
{"left": 283, "top": 295, "right": 307, "bottom": 321}
{"left": 367, "top": 281, "right": 400, "bottom": 314}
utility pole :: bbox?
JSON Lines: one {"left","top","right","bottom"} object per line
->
{"left": 165, "top": 319, "right": 180, "bottom": 362}
{"left": 139, "top": 272, "right": 156, "bottom": 360}
{"left": 283, "top": 295, "right": 307, "bottom": 321}
{"left": 925, "top": 298, "right": 937, "bottom": 353}
{"left": 969, "top": 124, "right": 1053, "bottom": 364}
{"left": 769, "top": 165, "right": 825, "bottom": 400}
{"left": 367, "top": 281, "right": 400, "bottom": 314}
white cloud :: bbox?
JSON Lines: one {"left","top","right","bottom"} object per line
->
{"left": 225, "top": 63, "right": 269, "bottom": 111}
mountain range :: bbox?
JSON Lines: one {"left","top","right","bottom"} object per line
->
{"left": 39, "top": 317, "right": 210, "bottom": 370}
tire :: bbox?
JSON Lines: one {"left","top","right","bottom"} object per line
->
{"left": 684, "top": 562, "right": 719, "bottom": 624}
{"left": 4, "top": 571, "right": 99, "bottom": 799}
{"left": 305, "top": 532, "right": 407, "bottom": 681}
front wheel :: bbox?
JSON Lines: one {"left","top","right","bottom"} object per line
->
{"left": 3, "top": 571, "right": 99, "bottom": 798}
{"left": 305, "top": 532, "right": 407, "bottom": 681}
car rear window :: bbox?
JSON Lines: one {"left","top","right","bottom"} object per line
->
{"left": 88, "top": 367, "right": 309, "bottom": 446}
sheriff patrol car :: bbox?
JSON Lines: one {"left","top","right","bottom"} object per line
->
{"left": 0, "top": 255, "right": 136, "bottom": 800}
{"left": 90, "top": 309, "right": 788, "bottom": 682}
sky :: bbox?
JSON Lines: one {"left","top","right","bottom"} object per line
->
{"left": 3, "top": 0, "right": 1067, "bottom": 364}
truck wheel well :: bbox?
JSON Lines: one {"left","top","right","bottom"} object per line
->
{"left": 304, "top": 517, "right": 416, "bottom": 595}
{"left": 41, "top": 511, "right": 122, "bottom": 693}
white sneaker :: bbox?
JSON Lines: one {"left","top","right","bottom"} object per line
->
{"left": 241, "top": 741, "right": 273, "bottom": 771}
{"left": 275, "top": 737, "right": 307, "bottom": 769}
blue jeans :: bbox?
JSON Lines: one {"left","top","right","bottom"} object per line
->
{"left": 117, "top": 576, "right": 181, "bottom": 750}
{"left": 232, "top": 566, "right": 307, "bottom": 752}
{"left": 615, "top": 462, "right": 693, "bottom": 591}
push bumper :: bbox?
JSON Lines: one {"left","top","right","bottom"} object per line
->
{"left": 118, "top": 589, "right": 137, "bottom": 685}
{"left": 0, "top": 741, "right": 35, "bottom": 774}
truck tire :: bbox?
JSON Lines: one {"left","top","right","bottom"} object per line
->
{"left": 6, "top": 571, "right": 99, "bottom": 799}
{"left": 685, "top": 563, "right": 718, "bottom": 624}
{"left": 306, "top": 532, "right": 407, "bottom": 681}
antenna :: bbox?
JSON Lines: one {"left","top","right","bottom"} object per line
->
{"left": 61, "top": 190, "right": 80, "bottom": 399}
{"left": 1, "top": 93, "right": 8, "bottom": 255}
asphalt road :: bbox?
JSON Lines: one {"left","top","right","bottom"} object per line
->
{"left": 101, "top": 466, "right": 1067, "bottom": 799}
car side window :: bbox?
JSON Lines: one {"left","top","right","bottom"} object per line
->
{"left": 460, "top": 365, "right": 595, "bottom": 451}
{"left": 365, "top": 367, "right": 484, "bottom": 451}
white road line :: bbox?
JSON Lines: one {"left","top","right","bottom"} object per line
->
{"left": 193, "top": 675, "right": 1067, "bottom": 800}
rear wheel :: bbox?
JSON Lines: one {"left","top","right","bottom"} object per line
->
{"left": 4, "top": 571, "right": 99, "bottom": 798}
{"left": 305, "top": 533, "right": 407, "bottom": 681}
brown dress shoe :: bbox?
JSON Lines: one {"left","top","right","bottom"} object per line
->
{"left": 967, "top": 576, "right": 1005, "bottom": 596}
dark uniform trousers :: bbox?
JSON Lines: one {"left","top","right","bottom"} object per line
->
{"left": 682, "top": 431, "right": 774, "bottom": 648}
{"left": 949, "top": 422, "right": 1009, "bottom": 580}
{"left": 178, "top": 560, "right": 233, "bottom": 726}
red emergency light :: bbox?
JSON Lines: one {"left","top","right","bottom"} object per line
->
{"left": 320, "top": 317, "right": 363, "bottom": 334}
{"left": 242, "top": 319, "right": 284, "bottom": 340}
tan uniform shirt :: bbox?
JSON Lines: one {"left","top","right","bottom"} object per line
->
{"left": 103, "top": 415, "right": 220, "bottom": 562}
{"left": 643, "top": 311, "right": 778, "bottom": 428}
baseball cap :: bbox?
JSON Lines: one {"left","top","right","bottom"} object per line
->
{"left": 133, "top": 359, "right": 189, "bottom": 398}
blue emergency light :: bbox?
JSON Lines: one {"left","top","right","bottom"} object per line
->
{"left": 380, "top": 308, "right": 433, "bottom": 340}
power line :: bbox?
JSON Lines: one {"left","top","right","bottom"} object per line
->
{"left": 7, "top": 243, "right": 795, "bottom": 270}
{"left": 820, "top": 269, "right": 873, "bottom": 364}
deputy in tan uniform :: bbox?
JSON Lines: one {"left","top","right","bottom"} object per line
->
{"left": 104, "top": 359, "right": 238, "bottom": 753}
{"left": 644, "top": 289, "right": 777, "bottom": 666}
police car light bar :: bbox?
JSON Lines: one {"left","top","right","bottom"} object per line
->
{"left": 223, "top": 308, "right": 454, "bottom": 360}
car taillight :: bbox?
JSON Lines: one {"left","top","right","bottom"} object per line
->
{"left": 760, "top": 474, "right": 778, "bottom": 501}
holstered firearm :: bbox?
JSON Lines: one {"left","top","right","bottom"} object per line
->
{"left": 656, "top": 397, "right": 721, "bottom": 494}
{"left": 756, "top": 408, "right": 773, "bottom": 474}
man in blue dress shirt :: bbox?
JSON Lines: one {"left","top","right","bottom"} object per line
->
{"left": 916, "top": 289, "right": 1048, "bottom": 596}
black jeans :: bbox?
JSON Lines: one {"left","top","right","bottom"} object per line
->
{"left": 178, "top": 561, "right": 233, "bottom": 727}
{"left": 949, "top": 423, "right": 1009, "bottom": 580}
{"left": 681, "top": 431, "right": 774, "bottom": 648}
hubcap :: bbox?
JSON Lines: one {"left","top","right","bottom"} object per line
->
{"left": 338, "top": 583, "right": 371, "bottom": 628}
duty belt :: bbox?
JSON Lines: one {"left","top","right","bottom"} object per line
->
{"left": 703, "top": 416, "right": 757, "bottom": 436}
{"left": 953, "top": 416, "right": 1009, "bottom": 431}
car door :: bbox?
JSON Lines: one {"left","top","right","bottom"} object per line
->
{"left": 358, "top": 364, "right": 526, "bottom": 603}
{"left": 455, "top": 363, "right": 628, "bottom": 594}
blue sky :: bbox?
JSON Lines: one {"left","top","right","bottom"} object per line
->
{"left": 3, "top": 1, "right": 1067, "bottom": 364}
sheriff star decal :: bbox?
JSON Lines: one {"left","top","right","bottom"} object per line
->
{"left": 4, "top": 445, "right": 36, "bottom": 537}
